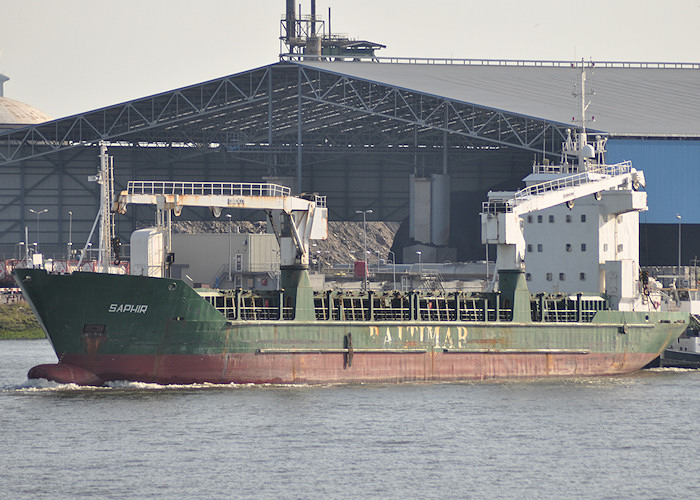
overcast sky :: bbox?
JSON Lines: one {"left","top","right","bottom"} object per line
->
{"left": 2, "top": 0, "right": 700, "bottom": 119}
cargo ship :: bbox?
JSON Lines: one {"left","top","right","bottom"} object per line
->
{"left": 15, "top": 125, "right": 689, "bottom": 385}
{"left": 14, "top": 264, "right": 688, "bottom": 385}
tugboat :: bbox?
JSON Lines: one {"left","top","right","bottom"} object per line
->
{"left": 646, "top": 270, "right": 700, "bottom": 368}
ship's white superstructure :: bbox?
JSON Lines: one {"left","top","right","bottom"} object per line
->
{"left": 522, "top": 159, "right": 643, "bottom": 300}
{"left": 482, "top": 63, "right": 650, "bottom": 311}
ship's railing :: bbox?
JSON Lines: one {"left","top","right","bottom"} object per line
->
{"left": 202, "top": 290, "right": 293, "bottom": 321}
{"left": 419, "top": 297, "right": 455, "bottom": 321}
{"left": 313, "top": 292, "right": 512, "bottom": 322}
{"left": 482, "top": 161, "right": 633, "bottom": 214}
{"left": 531, "top": 163, "right": 581, "bottom": 175}
{"left": 372, "top": 296, "right": 411, "bottom": 321}
{"left": 458, "top": 297, "right": 513, "bottom": 322}
{"left": 205, "top": 293, "right": 237, "bottom": 320}
{"left": 239, "top": 295, "right": 282, "bottom": 320}
{"left": 203, "top": 289, "right": 604, "bottom": 323}
{"left": 283, "top": 54, "right": 700, "bottom": 70}
{"left": 126, "top": 180, "right": 291, "bottom": 198}
{"left": 531, "top": 295, "right": 607, "bottom": 322}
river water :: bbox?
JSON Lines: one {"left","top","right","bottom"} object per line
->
{"left": 1, "top": 339, "right": 699, "bottom": 499}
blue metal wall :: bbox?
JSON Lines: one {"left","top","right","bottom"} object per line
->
{"left": 607, "top": 139, "right": 700, "bottom": 223}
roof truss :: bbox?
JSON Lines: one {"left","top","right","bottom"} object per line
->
{"left": 0, "top": 63, "right": 571, "bottom": 167}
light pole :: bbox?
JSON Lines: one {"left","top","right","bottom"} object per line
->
{"left": 29, "top": 208, "right": 48, "bottom": 251}
{"left": 416, "top": 250, "right": 422, "bottom": 274}
{"left": 68, "top": 211, "right": 73, "bottom": 259}
{"left": 355, "top": 209, "right": 373, "bottom": 292}
{"left": 18, "top": 241, "right": 24, "bottom": 262}
{"left": 388, "top": 250, "right": 396, "bottom": 290}
{"left": 227, "top": 214, "right": 232, "bottom": 282}
{"left": 677, "top": 213, "right": 682, "bottom": 273}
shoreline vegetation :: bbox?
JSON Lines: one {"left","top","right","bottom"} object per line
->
{"left": 0, "top": 302, "right": 44, "bottom": 340}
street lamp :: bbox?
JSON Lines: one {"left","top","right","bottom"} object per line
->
{"left": 416, "top": 250, "right": 422, "bottom": 274}
{"left": 388, "top": 250, "right": 396, "bottom": 291}
{"left": 227, "top": 214, "right": 232, "bottom": 282}
{"left": 677, "top": 213, "right": 682, "bottom": 273}
{"left": 68, "top": 211, "right": 73, "bottom": 259}
{"left": 29, "top": 208, "right": 48, "bottom": 250}
{"left": 355, "top": 209, "right": 373, "bottom": 292}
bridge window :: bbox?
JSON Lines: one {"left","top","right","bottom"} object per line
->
{"left": 546, "top": 272, "right": 552, "bottom": 281}
{"left": 549, "top": 215, "right": 555, "bottom": 223}
{"left": 537, "top": 244, "right": 543, "bottom": 252}
{"left": 537, "top": 215, "right": 543, "bottom": 223}
{"left": 581, "top": 214, "right": 587, "bottom": 223}
{"left": 581, "top": 243, "right": 587, "bottom": 252}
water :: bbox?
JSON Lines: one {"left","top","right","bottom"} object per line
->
{"left": 2, "top": 340, "right": 700, "bottom": 499}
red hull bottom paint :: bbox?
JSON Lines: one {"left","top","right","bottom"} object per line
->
{"left": 28, "top": 363, "right": 104, "bottom": 386}
{"left": 54, "top": 351, "right": 657, "bottom": 385}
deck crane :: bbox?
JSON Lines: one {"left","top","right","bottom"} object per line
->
{"left": 114, "top": 180, "right": 328, "bottom": 270}
{"left": 114, "top": 181, "right": 328, "bottom": 320}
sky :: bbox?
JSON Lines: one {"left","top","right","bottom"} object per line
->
{"left": 1, "top": 0, "right": 700, "bottom": 119}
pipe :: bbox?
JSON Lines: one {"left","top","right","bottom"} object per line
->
{"left": 310, "top": 0, "right": 316, "bottom": 35}
{"left": 286, "top": 0, "right": 296, "bottom": 41}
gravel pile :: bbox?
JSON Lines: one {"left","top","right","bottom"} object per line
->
{"left": 169, "top": 220, "right": 400, "bottom": 267}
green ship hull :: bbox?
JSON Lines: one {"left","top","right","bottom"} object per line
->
{"left": 14, "top": 268, "right": 688, "bottom": 385}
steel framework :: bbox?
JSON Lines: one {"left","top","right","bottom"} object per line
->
{"left": 0, "top": 62, "right": 568, "bottom": 166}
{"left": 0, "top": 61, "right": 571, "bottom": 257}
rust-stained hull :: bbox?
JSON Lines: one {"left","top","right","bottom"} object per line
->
{"left": 14, "top": 269, "right": 688, "bottom": 386}
{"left": 55, "top": 351, "right": 658, "bottom": 385}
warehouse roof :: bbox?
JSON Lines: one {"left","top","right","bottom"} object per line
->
{"left": 297, "top": 59, "right": 700, "bottom": 137}
{"left": 2, "top": 58, "right": 699, "bottom": 166}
